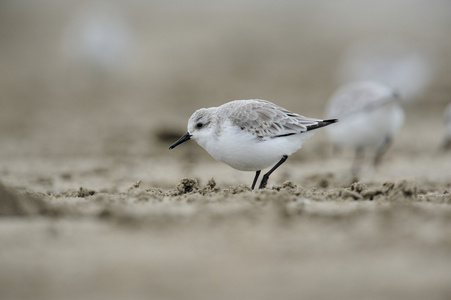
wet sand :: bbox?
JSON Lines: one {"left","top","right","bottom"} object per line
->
{"left": 1, "top": 112, "right": 451, "bottom": 299}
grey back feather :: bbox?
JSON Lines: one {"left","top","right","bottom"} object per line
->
{"left": 220, "top": 100, "right": 321, "bottom": 139}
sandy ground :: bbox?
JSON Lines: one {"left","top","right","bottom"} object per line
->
{"left": 1, "top": 1, "right": 451, "bottom": 300}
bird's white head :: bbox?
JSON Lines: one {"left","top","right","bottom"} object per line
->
{"left": 169, "top": 107, "right": 216, "bottom": 149}
{"left": 188, "top": 108, "right": 216, "bottom": 139}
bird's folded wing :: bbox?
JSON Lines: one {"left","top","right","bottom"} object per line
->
{"left": 228, "top": 100, "right": 321, "bottom": 139}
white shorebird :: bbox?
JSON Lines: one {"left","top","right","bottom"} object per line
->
{"left": 325, "top": 81, "right": 404, "bottom": 174}
{"left": 170, "top": 99, "right": 337, "bottom": 189}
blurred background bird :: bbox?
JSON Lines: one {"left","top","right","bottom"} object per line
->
{"left": 325, "top": 81, "right": 404, "bottom": 175}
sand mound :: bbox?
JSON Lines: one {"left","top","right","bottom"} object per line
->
{"left": 0, "top": 183, "right": 51, "bottom": 216}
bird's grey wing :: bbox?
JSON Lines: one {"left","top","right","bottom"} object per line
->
{"left": 228, "top": 100, "right": 322, "bottom": 139}
{"left": 327, "top": 83, "right": 398, "bottom": 118}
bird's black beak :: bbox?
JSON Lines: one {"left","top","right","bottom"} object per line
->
{"left": 169, "top": 132, "right": 192, "bottom": 149}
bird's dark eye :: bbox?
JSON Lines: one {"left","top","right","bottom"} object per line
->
{"left": 196, "top": 122, "right": 203, "bottom": 128}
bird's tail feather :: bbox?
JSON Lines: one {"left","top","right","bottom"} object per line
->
{"left": 306, "top": 119, "right": 338, "bottom": 131}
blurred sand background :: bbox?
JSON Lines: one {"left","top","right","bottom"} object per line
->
{"left": 1, "top": 1, "right": 451, "bottom": 299}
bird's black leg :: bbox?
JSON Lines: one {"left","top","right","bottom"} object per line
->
{"left": 374, "top": 135, "right": 393, "bottom": 166}
{"left": 251, "top": 170, "right": 261, "bottom": 190}
{"left": 352, "top": 146, "right": 364, "bottom": 176}
{"left": 258, "top": 155, "right": 288, "bottom": 189}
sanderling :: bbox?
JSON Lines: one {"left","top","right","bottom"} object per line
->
{"left": 325, "top": 81, "right": 404, "bottom": 174}
{"left": 170, "top": 99, "right": 337, "bottom": 189}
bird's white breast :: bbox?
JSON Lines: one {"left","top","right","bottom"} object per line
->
{"left": 196, "top": 122, "right": 314, "bottom": 171}
{"left": 327, "top": 102, "right": 404, "bottom": 149}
